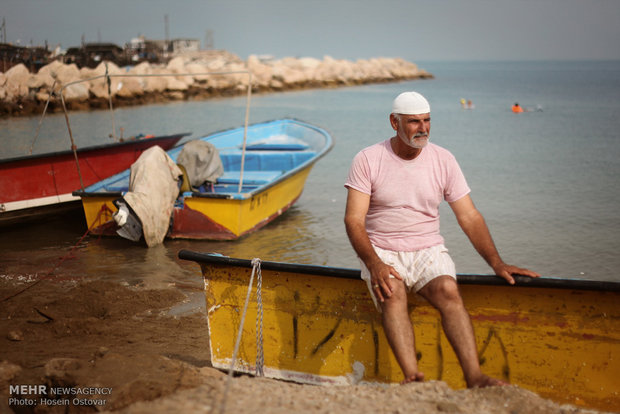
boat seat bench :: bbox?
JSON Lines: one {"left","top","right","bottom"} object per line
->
{"left": 219, "top": 151, "right": 316, "bottom": 171}
{"left": 216, "top": 170, "right": 283, "bottom": 185}
{"left": 244, "top": 143, "right": 309, "bottom": 151}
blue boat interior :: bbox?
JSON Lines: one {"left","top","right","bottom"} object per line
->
{"left": 191, "top": 150, "right": 316, "bottom": 194}
{"left": 94, "top": 143, "right": 317, "bottom": 196}
{"left": 84, "top": 119, "right": 331, "bottom": 198}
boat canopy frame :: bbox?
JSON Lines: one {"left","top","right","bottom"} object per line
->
{"left": 46, "top": 64, "right": 254, "bottom": 193}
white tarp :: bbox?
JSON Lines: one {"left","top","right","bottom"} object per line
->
{"left": 176, "top": 140, "right": 224, "bottom": 187}
{"left": 122, "top": 146, "right": 182, "bottom": 247}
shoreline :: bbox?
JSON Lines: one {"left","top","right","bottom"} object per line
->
{"left": 0, "top": 50, "right": 433, "bottom": 118}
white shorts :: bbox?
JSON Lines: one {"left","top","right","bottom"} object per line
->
{"left": 359, "top": 244, "right": 456, "bottom": 311}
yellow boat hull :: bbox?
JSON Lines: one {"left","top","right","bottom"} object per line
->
{"left": 179, "top": 251, "right": 620, "bottom": 412}
{"left": 79, "top": 166, "right": 313, "bottom": 240}
{"left": 81, "top": 196, "right": 117, "bottom": 232}
{"left": 76, "top": 118, "right": 333, "bottom": 241}
{"left": 171, "top": 166, "right": 313, "bottom": 239}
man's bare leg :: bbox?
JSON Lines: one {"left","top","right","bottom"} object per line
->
{"left": 417, "top": 276, "right": 507, "bottom": 388}
{"left": 380, "top": 278, "right": 424, "bottom": 384}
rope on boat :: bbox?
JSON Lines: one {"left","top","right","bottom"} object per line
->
{"left": 254, "top": 258, "right": 264, "bottom": 377}
{"left": 218, "top": 257, "right": 264, "bottom": 414}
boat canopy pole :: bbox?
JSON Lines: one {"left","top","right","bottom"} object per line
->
{"left": 29, "top": 80, "right": 56, "bottom": 155}
{"left": 59, "top": 91, "right": 85, "bottom": 191}
{"left": 55, "top": 68, "right": 253, "bottom": 193}
{"left": 237, "top": 71, "right": 253, "bottom": 193}
{"left": 105, "top": 63, "right": 117, "bottom": 142}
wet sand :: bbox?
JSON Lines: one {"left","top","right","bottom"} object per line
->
{"left": 0, "top": 270, "right": 612, "bottom": 414}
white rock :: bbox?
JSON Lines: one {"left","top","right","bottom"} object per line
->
{"left": 63, "top": 82, "right": 89, "bottom": 101}
{"left": 4, "top": 64, "right": 31, "bottom": 99}
{"left": 5, "top": 63, "right": 30, "bottom": 85}
{"left": 143, "top": 67, "right": 169, "bottom": 92}
{"left": 55, "top": 63, "right": 81, "bottom": 85}
{"left": 116, "top": 77, "right": 144, "bottom": 97}
{"left": 129, "top": 61, "right": 153, "bottom": 75}
{"left": 246, "top": 55, "right": 273, "bottom": 87}
{"left": 166, "top": 56, "right": 186, "bottom": 72}
{"left": 37, "top": 60, "right": 64, "bottom": 79}
{"left": 185, "top": 62, "right": 209, "bottom": 82}
{"left": 166, "top": 77, "right": 189, "bottom": 91}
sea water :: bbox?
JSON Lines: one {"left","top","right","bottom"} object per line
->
{"left": 1, "top": 60, "right": 619, "bottom": 285}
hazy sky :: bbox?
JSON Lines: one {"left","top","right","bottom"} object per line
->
{"left": 3, "top": 0, "right": 620, "bottom": 62}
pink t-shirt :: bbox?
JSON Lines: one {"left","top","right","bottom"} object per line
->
{"left": 345, "top": 139, "right": 470, "bottom": 252}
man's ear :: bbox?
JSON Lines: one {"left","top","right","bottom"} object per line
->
{"left": 389, "top": 113, "right": 398, "bottom": 130}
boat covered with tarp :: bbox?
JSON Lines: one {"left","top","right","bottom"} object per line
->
{"left": 74, "top": 119, "right": 333, "bottom": 243}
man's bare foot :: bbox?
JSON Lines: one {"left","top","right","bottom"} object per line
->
{"left": 400, "top": 372, "right": 425, "bottom": 384}
{"left": 467, "top": 374, "right": 508, "bottom": 388}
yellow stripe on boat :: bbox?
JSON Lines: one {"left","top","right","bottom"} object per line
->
{"left": 178, "top": 251, "right": 620, "bottom": 412}
{"left": 181, "top": 166, "right": 313, "bottom": 238}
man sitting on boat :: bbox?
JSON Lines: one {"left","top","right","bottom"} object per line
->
{"left": 344, "top": 91, "right": 540, "bottom": 387}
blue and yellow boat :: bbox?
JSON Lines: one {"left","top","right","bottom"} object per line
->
{"left": 179, "top": 250, "right": 620, "bottom": 412}
{"left": 74, "top": 119, "right": 333, "bottom": 240}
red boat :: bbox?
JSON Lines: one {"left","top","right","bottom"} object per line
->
{"left": 0, "top": 132, "right": 190, "bottom": 226}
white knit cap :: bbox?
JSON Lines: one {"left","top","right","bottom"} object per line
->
{"left": 392, "top": 91, "right": 430, "bottom": 115}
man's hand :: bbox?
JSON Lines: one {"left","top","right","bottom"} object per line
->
{"left": 492, "top": 262, "right": 541, "bottom": 285}
{"left": 368, "top": 261, "right": 403, "bottom": 302}
{"left": 449, "top": 196, "right": 541, "bottom": 286}
{"left": 345, "top": 188, "right": 405, "bottom": 301}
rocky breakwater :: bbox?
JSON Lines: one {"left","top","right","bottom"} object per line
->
{"left": 0, "top": 50, "right": 432, "bottom": 117}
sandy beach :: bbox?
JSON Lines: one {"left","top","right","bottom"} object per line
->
{"left": 0, "top": 276, "right": 611, "bottom": 414}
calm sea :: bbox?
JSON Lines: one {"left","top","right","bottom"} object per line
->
{"left": 1, "top": 60, "right": 619, "bottom": 292}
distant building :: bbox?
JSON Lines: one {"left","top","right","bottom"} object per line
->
{"left": 63, "top": 43, "right": 128, "bottom": 68}
{"left": 170, "top": 38, "right": 200, "bottom": 55}
{"left": 126, "top": 36, "right": 166, "bottom": 63}
{"left": 126, "top": 36, "right": 200, "bottom": 63}
{"left": 0, "top": 43, "right": 52, "bottom": 72}
{"left": 1, "top": 36, "right": 202, "bottom": 72}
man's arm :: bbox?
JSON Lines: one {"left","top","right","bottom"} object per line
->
{"left": 449, "top": 194, "right": 540, "bottom": 284}
{"left": 344, "top": 188, "right": 401, "bottom": 301}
